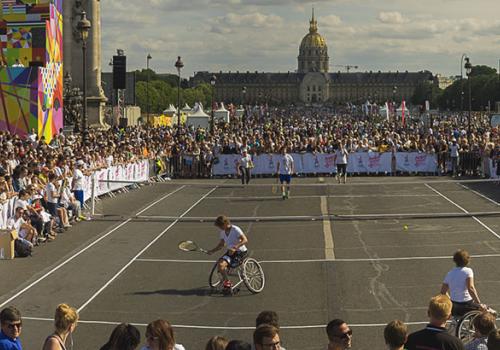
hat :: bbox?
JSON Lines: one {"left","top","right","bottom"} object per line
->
{"left": 76, "top": 160, "right": 85, "bottom": 166}
{"left": 33, "top": 194, "right": 43, "bottom": 200}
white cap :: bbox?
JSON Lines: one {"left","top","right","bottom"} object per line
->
{"left": 76, "top": 160, "right": 85, "bottom": 166}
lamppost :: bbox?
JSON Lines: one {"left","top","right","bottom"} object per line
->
{"left": 464, "top": 57, "right": 472, "bottom": 142}
{"left": 460, "top": 53, "right": 468, "bottom": 112}
{"left": 241, "top": 86, "right": 247, "bottom": 123}
{"left": 174, "top": 56, "right": 184, "bottom": 133}
{"left": 210, "top": 75, "right": 216, "bottom": 135}
{"left": 77, "top": 11, "right": 91, "bottom": 145}
{"left": 392, "top": 85, "right": 398, "bottom": 120}
{"left": 146, "top": 53, "right": 152, "bottom": 124}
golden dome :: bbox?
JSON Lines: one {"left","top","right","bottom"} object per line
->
{"left": 299, "top": 8, "right": 327, "bottom": 50}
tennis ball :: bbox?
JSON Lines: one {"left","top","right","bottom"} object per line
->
{"left": 403, "top": 225, "right": 409, "bottom": 230}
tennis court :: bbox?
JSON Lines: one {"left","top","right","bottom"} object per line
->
{"left": 0, "top": 177, "right": 499, "bottom": 350}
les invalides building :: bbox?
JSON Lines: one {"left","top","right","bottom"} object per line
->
{"left": 191, "top": 10, "right": 435, "bottom": 106}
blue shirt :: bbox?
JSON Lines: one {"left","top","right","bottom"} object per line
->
{"left": 0, "top": 330, "right": 22, "bottom": 350}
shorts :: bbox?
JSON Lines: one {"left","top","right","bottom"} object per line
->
{"left": 336, "top": 163, "right": 347, "bottom": 174}
{"left": 451, "top": 300, "right": 481, "bottom": 317}
{"left": 279, "top": 174, "right": 292, "bottom": 183}
{"left": 220, "top": 250, "right": 248, "bottom": 268}
{"left": 47, "top": 202, "right": 58, "bottom": 217}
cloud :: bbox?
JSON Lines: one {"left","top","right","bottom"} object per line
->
{"left": 377, "top": 11, "right": 408, "bottom": 24}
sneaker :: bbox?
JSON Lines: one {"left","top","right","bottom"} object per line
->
{"left": 64, "top": 224, "right": 72, "bottom": 228}
{"left": 37, "top": 236, "right": 47, "bottom": 243}
{"left": 79, "top": 215, "right": 86, "bottom": 221}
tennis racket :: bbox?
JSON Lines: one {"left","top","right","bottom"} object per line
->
{"left": 178, "top": 240, "right": 209, "bottom": 254}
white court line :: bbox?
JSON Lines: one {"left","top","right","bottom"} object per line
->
{"left": 425, "top": 184, "right": 500, "bottom": 240}
{"left": 77, "top": 187, "right": 218, "bottom": 313}
{"left": 321, "top": 196, "right": 335, "bottom": 260}
{"left": 0, "top": 186, "right": 186, "bottom": 309}
{"left": 23, "top": 316, "right": 500, "bottom": 329}
{"left": 206, "top": 194, "right": 439, "bottom": 200}
{"left": 135, "top": 253, "right": 500, "bottom": 264}
{"left": 458, "top": 183, "right": 500, "bottom": 206}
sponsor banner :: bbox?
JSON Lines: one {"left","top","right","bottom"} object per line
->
{"left": 395, "top": 153, "right": 438, "bottom": 173}
{"left": 212, "top": 153, "right": 442, "bottom": 175}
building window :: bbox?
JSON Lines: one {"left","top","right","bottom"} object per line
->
{"left": 307, "top": 86, "right": 310, "bottom": 91}
{"left": 318, "top": 86, "right": 322, "bottom": 92}
{"left": 312, "top": 86, "right": 316, "bottom": 92}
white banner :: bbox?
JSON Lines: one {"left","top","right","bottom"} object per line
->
{"left": 395, "top": 153, "right": 438, "bottom": 173}
{"left": 212, "top": 152, "right": 440, "bottom": 175}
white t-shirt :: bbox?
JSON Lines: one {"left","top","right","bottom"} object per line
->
{"left": 239, "top": 154, "right": 252, "bottom": 169}
{"left": 277, "top": 154, "right": 294, "bottom": 175}
{"left": 46, "top": 182, "right": 58, "bottom": 204}
{"left": 7, "top": 216, "right": 27, "bottom": 238}
{"left": 73, "top": 168, "right": 84, "bottom": 191}
{"left": 444, "top": 266, "right": 474, "bottom": 302}
{"left": 335, "top": 148, "right": 348, "bottom": 164}
{"left": 15, "top": 199, "right": 28, "bottom": 210}
{"left": 219, "top": 225, "right": 247, "bottom": 252}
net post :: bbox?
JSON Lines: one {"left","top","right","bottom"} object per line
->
{"left": 91, "top": 174, "right": 96, "bottom": 217}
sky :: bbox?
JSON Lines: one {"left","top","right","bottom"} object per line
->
{"left": 100, "top": 0, "right": 500, "bottom": 78}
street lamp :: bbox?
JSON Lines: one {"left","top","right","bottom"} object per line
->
{"left": 241, "top": 86, "right": 247, "bottom": 123}
{"left": 460, "top": 53, "right": 468, "bottom": 112}
{"left": 77, "top": 11, "right": 91, "bottom": 145}
{"left": 174, "top": 56, "right": 184, "bottom": 133}
{"left": 392, "top": 85, "right": 398, "bottom": 120}
{"left": 146, "top": 53, "right": 152, "bottom": 124}
{"left": 210, "top": 75, "right": 216, "bottom": 135}
{"left": 464, "top": 57, "right": 472, "bottom": 141}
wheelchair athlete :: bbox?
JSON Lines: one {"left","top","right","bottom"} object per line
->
{"left": 440, "top": 249, "right": 486, "bottom": 317}
{"left": 208, "top": 215, "right": 248, "bottom": 287}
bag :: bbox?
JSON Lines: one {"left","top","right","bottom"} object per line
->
{"left": 14, "top": 239, "right": 32, "bottom": 258}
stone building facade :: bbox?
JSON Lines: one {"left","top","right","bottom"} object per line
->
{"left": 191, "top": 11, "right": 435, "bottom": 105}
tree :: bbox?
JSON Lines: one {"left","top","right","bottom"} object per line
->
{"left": 411, "top": 81, "right": 442, "bottom": 108}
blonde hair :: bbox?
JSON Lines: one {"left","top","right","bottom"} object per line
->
{"left": 428, "top": 294, "right": 452, "bottom": 320}
{"left": 54, "top": 304, "right": 78, "bottom": 333}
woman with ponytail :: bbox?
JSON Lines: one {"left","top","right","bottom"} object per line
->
{"left": 42, "top": 304, "right": 79, "bottom": 350}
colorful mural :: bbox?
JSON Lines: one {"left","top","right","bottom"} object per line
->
{"left": 0, "top": 0, "right": 63, "bottom": 142}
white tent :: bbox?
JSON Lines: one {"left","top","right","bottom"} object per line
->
{"left": 182, "top": 103, "right": 192, "bottom": 115}
{"left": 163, "top": 104, "right": 177, "bottom": 116}
{"left": 187, "top": 103, "right": 209, "bottom": 129}
{"left": 214, "top": 102, "right": 230, "bottom": 123}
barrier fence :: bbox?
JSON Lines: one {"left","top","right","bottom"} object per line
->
{"left": 209, "top": 152, "right": 498, "bottom": 177}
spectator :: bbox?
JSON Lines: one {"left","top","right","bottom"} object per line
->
{"left": 255, "top": 311, "right": 280, "bottom": 329}
{"left": 100, "top": 323, "right": 141, "bottom": 350}
{"left": 205, "top": 336, "right": 228, "bottom": 350}
{"left": 487, "top": 330, "right": 500, "bottom": 350}
{"left": 42, "top": 304, "right": 78, "bottom": 350}
{"left": 406, "top": 294, "right": 464, "bottom": 350}
{"left": 0, "top": 307, "right": 22, "bottom": 350}
{"left": 227, "top": 340, "right": 252, "bottom": 350}
{"left": 465, "top": 312, "right": 496, "bottom": 350}
{"left": 253, "top": 325, "right": 281, "bottom": 350}
{"left": 6, "top": 207, "right": 40, "bottom": 246}
{"left": 71, "top": 160, "right": 86, "bottom": 210}
{"left": 384, "top": 320, "right": 407, "bottom": 350}
{"left": 326, "top": 319, "right": 352, "bottom": 350}
{"left": 141, "top": 320, "right": 185, "bottom": 350}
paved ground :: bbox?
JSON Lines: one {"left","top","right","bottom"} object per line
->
{"left": 0, "top": 177, "right": 499, "bottom": 350}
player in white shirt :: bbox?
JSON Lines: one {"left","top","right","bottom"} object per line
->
{"left": 276, "top": 147, "right": 294, "bottom": 200}
{"left": 208, "top": 215, "right": 249, "bottom": 285}
{"left": 440, "top": 249, "right": 485, "bottom": 317}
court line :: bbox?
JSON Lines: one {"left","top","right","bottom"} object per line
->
{"left": 458, "top": 183, "right": 499, "bottom": 206}
{"left": 77, "top": 187, "right": 218, "bottom": 313}
{"left": 206, "top": 194, "right": 440, "bottom": 200}
{"left": 135, "top": 253, "right": 500, "bottom": 264}
{"left": 320, "top": 196, "right": 335, "bottom": 260}
{"left": 22, "top": 316, "right": 500, "bottom": 329}
{"left": 425, "top": 184, "right": 500, "bottom": 240}
{"left": 0, "top": 186, "right": 186, "bottom": 309}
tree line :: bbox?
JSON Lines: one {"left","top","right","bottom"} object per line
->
{"left": 411, "top": 65, "right": 500, "bottom": 111}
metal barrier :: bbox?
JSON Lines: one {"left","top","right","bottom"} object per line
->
{"left": 161, "top": 155, "right": 212, "bottom": 179}
{"left": 458, "top": 151, "right": 481, "bottom": 176}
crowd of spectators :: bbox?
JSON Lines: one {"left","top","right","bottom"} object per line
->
{"left": 1, "top": 301, "right": 498, "bottom": 350}
{"left": 1, "top": 107, "right": 499, "bottom": 253}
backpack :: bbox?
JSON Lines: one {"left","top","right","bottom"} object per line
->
{"left": 14, "top": 239, "right": 32, "bottom": 258}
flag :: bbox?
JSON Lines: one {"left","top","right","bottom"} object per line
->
{"left": 401, "top": 99, "right": 406, "bottom": 126}
{"left": 385, "top": 102, "right": 390, "bottom": 121}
